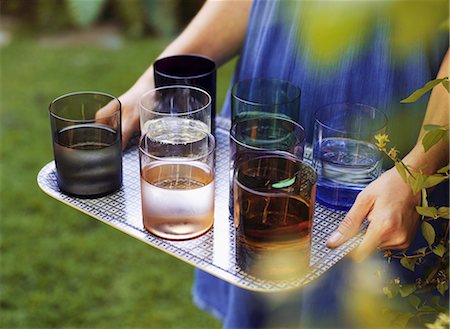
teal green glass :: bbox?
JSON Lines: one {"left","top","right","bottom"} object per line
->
{"left": 231, "top": 78, "right": 301, "bottom": 123}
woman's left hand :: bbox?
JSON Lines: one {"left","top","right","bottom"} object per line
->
{"left": 326, "top": 167, "right": 422, "bottom": 261}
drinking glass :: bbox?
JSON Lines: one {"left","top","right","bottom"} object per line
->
{"left": 230, "top": 116, "right": 306, "bottom": 161}
{"left": 140, "top": 85, "right": 211, "bottom": 136}
{"left": 234, "top": 154, "right": 317, "bottom": 280}
{"left": 139, "top": 123, "right": 215, "bottom": 240}
{"left": 49, "top": 91, "right": 122, "bottom": 197}
{"left": 312, "top": 103, "right": 388, "bottom": 210}
{"left": 231, "top": 78, "right": 301, "bottom": 123}
{"left": 229, "top": 116, "right": 306, "bottom": 212}
{"left": 153, "top": 54, "right": 217, "bottom": 132}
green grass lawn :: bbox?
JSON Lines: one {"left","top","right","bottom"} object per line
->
{"left": 0, "top": 34, "right": 235, "bottom": 328}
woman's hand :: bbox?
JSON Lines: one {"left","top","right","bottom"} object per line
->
{"left": 326, "top": 167, "right": 422, "bottom": 261}
{"left": 98, "top": 0, "right": 252, "bottom": 148}
{"left": 96, "top": 77, "right": 154, "bottom": 148}
{"left": 116, "top": 85, "right": 149, "bottom": 148}
{"left": 326, "top": 50, "right": 448, "bottom": 261}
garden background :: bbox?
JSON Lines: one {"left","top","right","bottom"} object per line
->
{"left": 0, "top": 1, "right": 235, "bottom": 327}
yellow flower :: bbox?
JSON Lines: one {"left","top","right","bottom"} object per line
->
{"left": 375, "top": 134, "right": 390, "bottom": 149}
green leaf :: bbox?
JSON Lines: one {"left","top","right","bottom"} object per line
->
{"left": 414, "top": 247, "right": 428, "bottom": 255}
{"left": 422, "top": 129, "right": 447, "bottom": 152}
{"left": 393, "top": 313, "right": 414, "bottom": 329}
{"left": 417, "top": 305, "right": 436, "bottom": 312}
{"left": 442, "top": 78, "right": 450, "bottom": 93}
{"left": 401, "top": 78, "right": 447, "bottom": 103}
{"left": 437, "top": 164, "right": 450, "bottom": 174}
{"left": 423, "top": 124, "right": 445, "bottom": 131}
{"left": 437, "top": 281, "right": 449, "bottom": 296}
{"left": 395, "top": 161, "right": 408, "bottom": 183}
{"left": 416, "top": 206, "right": 438, "bottom": 218}
{"left": 271, "top": 176, "right": 296, "bottom": 188}
{"left": 383, "top": 286, "right": 394, "bottom": 299}
{"left": 426, "top": 267, "right": 440, "bottom": 282}
{"left": 410, "top": 173, "right": 427, "bottom": 194}
{"left": 431, "top": 296, "right": 441, "bottom": 306}
{"left": 423, "top": 175, "right": 448, "bottom": 189}
{"left": 433, "top": 302, "right": 448, "bottom": 313}
{"left": 408, "top": 295, "right": 421, "bottom": 310}
{"left": 383, "top": 283, "right": 400, "bottom": 299}
{"left": 421, "top": 221, "right": 436, "bottom": 246}
{"left": 432, "top": 244, "right": 446, "bottom": 257}
{"left": 399, "top": 284, "right": 417, "bottom": 297}
{"left": 422, "top": 188, "right": 428, "bottom": 208}
{"left": 437, "top": 207, "right": 449, "bottom": 219}
{"left": 400, "top": 257, "right": 416, "bottom": 272}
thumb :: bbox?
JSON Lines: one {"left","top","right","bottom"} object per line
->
{"left": 95, "top": 99, "right": 120, "bottom": 125}
{"left": 121, "top": 112, "right": 141, "bottom": 150}
{"left": 326, "top": 194, "right": 372, "bottom": 249}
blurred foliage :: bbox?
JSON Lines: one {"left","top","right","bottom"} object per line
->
{"left": 374, "top": 79, "right": 449, "bottom": 328}
{"left": 66, "top": 0, "right": 105, "bottom": 28}
{"left": 1, "top": 0, "right": 205, "bottom": 37}
{"left": 281, "top": 0, "right": 449, "bottom": 67}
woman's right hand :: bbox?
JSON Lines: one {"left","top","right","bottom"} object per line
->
{"left": 96, "top": 76, "right": 154, "bottom": 149}
{"left": 98, "top": 0, "right": 252, "bottom": 147}
{"left": 116, "top": 83, "right": 151, "bottom": 148}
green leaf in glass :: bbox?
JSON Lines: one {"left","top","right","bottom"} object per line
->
{"left": 271, "top": 176, "right": 296, "bottom": 189}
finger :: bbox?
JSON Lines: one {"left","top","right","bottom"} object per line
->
{"left": 122, "top": 121, "right": 134, "bottom": 150}
{"left": 326, "top": 193, "right": 373, "bottom": 249}
{"left": 377, "top": 220, "right": 418, "bottom": 251}
{"left": 121, "top": 114, "right": 140, "bottom": 150}
{"left": 95, "top": 99, "right": 120, "bottom": 125}
{"left": 349, "top": 223, "right": 384, "bottom": 262}
{"left": 378, "top": 239, "right": 411, "bottom": 251}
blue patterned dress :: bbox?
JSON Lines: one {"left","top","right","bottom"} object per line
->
{"left": 194, "top": 1, "right": 449, "bottom": 328}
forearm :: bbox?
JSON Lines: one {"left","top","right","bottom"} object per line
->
{"left": 160, "top": 0, "right": 251, "bottom": 65}
{"left": 402, "top": 49, "right": 449, "bottom": 175}
{"left": 134, "top": 0, "right": 252, "bottom": 88}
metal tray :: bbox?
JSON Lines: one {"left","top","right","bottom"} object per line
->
{"left": 37, "top": 117, "right": 366, "bottom": 292}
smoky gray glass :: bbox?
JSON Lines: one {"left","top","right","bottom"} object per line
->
{"left": 49, "top": 91, "right": 122, "bottom": 198}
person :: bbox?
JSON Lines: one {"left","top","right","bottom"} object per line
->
{"left": 106, "top": 1, "right": 449, "bottom": 327}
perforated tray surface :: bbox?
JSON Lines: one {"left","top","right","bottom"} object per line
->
{"left": 37, "top": 117, "right": 366, "bottom": 292}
